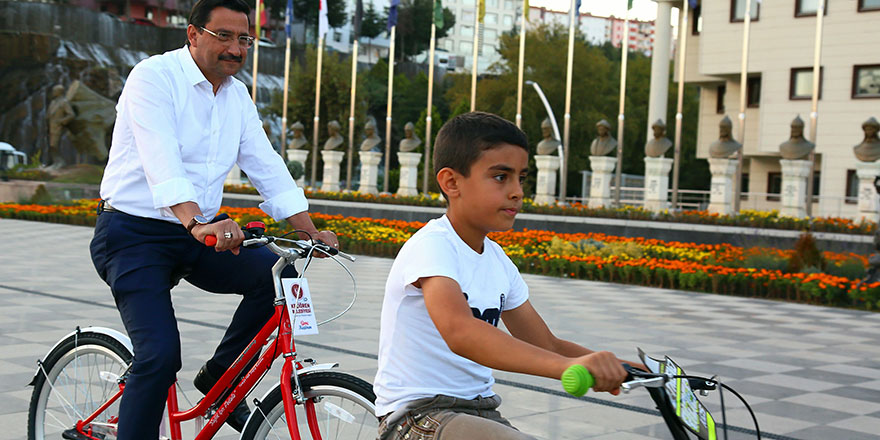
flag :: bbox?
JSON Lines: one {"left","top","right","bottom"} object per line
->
{"left": 524, "top": 0, "right": 530, "bottom": 22}
{"left": 626, "top": 0, "right": 633, "bottom": 11}
{"left": 575, "top": 0, "right": 581, "bottom": 15}
{"left": 318, "top": 0, "right": 329, "bottom": 38}
{"left": 387, "top": 0, "right": 400, "bottom": 32}
{"left": 285, "top": 0, "right": 293, "bottom": 38}
{"left": 478, "top": 0, "right": 485, "bottom": 23}
{"left": 688, "top": 0, "right": 697, "bottom": 8}
{"left": 433, "top": 0, "right": 444, "bottom": 28}
{"left": 260, "top": 3, "right": 269, "bottom": 28}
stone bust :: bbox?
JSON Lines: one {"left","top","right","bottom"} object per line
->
{"left": 399, "top": 122, "right": 421, "bottom": 152}
{"left": 590, "top": 119, "right": 617, "bottom": 156}
{"left": 779, "top": 116, "right": 815, "bottom": 160}
{"left": 644, "top": 119, "right": 673, "bottom": 158}
{"left": 536, "top": 118, "right": 561, "bottom": 155}
{"left": 289, "top": 121, "right": 308, "bottom": 150}
{"left": 709, "top": 116, "right": 742, "bottom": 159}
{"left": 854, "top": 117, "right": 880, "bottom": 162}
{"left": 360, "top": 120, "right": 382, "bottom": 152}
{"left": 323, "top": 120, "right": 344, "bottom": 151}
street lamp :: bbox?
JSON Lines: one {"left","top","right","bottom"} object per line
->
{"left": 525, "top": 80, "right": 565, "bottom": 202}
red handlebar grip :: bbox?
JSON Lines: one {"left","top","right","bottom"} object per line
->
{"left": 205, "top": 235, "right": 217, "bottom": 247}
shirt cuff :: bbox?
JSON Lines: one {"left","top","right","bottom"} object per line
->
{"left": 151, "top": 177, "right": 198, "bottom": 210}
{"left": 259, "top": 187, "right": 309, "bottom": 221}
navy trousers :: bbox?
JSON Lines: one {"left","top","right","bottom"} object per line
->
{"left": 90, "top": 210, "right": 294, "bottom": 440}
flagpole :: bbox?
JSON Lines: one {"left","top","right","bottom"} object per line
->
{"left": 733, "top": 0, "right": 753, "bottom": 213}
{"left": 311, "top": 36, "right": 324, "bottom": 188}
{"left": 470, "top": 6, "right": 480, "bottom": 111}
{"left": 347, "top": 40, "right": 359, "bottom": 191}
{"left": 281, "top": 35, "right": 292, "bottom": 157}
{"left": 251, "top": 0, "right": 261, "bottom": 103}
{"left": 805, "top": 0, "right": 825, "bottom": 217}
{"left": 560, "top": 0, "right": 577, "bottom": 205}
{"left": 384, "top": 25, "right": 396, "bottom": 193}
{"left": 613, "top": 7, "right": 630, "bottom": 206}
{"left": 424, "top": 23, "right": 437, "bottom": 194}
{"left": 515, "top": 0, "right": 527, "bottom": 128}
{"left": 670, "top": 0, "right": 689, "bottom": 209}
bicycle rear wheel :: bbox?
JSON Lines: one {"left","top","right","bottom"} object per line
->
{"left": 242, "top": 371, "right": 378, "bottom": 440}
{"left": 27, "top": 332, "right": 132, "bottom": 440}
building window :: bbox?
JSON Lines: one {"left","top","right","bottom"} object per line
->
{"left": 853, "top": 65, "right": 880, "bottom": 98}
{"left": 692, "top": 5, "right": 702, "bottom": 35}
{"left": 487, "top": 0, "right": 498, "bottom": 7}
{"left": 747, "top": 77, "right": 761, "bottom": 107}
{"left": 731, "top": 0, "right": 760, "bottom": 22}
{"left": 767, "top": 172, "right": 782, "bottom": 201}
{"left": 461, "top": 25, "right": 474, "bottom": 37}
{"left": 859, "top": 0, "right": 880, "bottom": 12}
{"left": 846, "top": 170, "right": 859, "bottom": 204}
{"left": 484, "top": 29, "right": 497, "bottom": 41}
{"left": 790, "top": 67, "right": 823, "bottom": 100}
{"left": 459, "top": 41, "right": 472, "bottom": 53}
{"left": 334, "top": 31, "right": 343, "bottom": 42}
{"left": 504, "top": 0, "right": 513, "bottom": 9}
{"left": 462, "top": 9, "right": 474, "bottom": 22}
{"left": 716, "top": 85, "right": 726, "bottom": 114}
{"left": 503, "top": 15, "right": 513, "bottom": 27}
{"left": 741, "top": 173, "right": 750, "bottom": 200}
{"left": 485, "top": 13, "right": 498, "bottom": 25}
{"left": 796, "top": 0, "right": 827, "bottom": 16}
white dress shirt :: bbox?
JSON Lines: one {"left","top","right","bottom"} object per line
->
{"left": 100, "top": 46, "right": 307, "bottom": 223}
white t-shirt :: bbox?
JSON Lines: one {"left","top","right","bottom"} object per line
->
{"left": 374, "top": 215, "right": 529, "bottom": 416}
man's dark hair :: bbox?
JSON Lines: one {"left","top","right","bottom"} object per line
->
{"left": 433, "top": 112, "right": 529, "bottom": 180}
{"left": 187, "top": 0, "right": 250, "bottom": 45}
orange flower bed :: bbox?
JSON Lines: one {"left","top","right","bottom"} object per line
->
{"left": 2, "top": 201, "right": 878, "bottom": 310}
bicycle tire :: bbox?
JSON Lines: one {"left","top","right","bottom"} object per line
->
{"left": 242, "top": 371, "right": 378, "bottom": 440}
{"left": 27, "top": 331, "right": 132, "bottom": 440}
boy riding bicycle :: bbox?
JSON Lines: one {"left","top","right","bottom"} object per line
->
{"left": 374, "top": 112, "right": 641, "bottom": 439}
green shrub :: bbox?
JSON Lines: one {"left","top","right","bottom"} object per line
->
{"left": 825, "top": 259, "right": 867, "bottom": 280}
{"left": 743, "top": 254, "right": 788, "bottom": 272}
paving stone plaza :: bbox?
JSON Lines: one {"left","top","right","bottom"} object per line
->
{"left": 3, "top": 218, "right": 880, "bottom": 439}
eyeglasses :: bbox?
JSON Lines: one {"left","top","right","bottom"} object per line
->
{"left": 200, "top": 27, "right": 255, "bottom": 48}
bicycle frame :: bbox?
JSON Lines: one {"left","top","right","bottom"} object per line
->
{"left": 71, "top": 246, "right": 338, "bottom": 440}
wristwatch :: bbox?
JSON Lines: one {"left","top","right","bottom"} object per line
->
{"left": 186, "top": 215, "right": 209, "bottom": 235}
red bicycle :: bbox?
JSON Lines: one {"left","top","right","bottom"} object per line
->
{"left": 27, "top": 222, "right": 378, "bottom": 440}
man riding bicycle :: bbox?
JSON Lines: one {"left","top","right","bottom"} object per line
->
{"left": 89, "top": 0, "right": 336, "bottom": 437}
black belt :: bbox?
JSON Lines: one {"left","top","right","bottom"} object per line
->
{"left": 96, "top": 200, "right": 122, "bottom": 215}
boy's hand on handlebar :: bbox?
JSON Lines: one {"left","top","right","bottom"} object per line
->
{"left": 193, "top": 219, "right": 243, "bottom": 255}
{"left": 571, "top": 351, "right": 628, "bottom": 395}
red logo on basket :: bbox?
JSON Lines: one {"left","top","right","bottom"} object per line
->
{"left": 291, "top": 284, "right": 304, "bottom": 300}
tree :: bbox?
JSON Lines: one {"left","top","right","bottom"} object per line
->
{"left": 293, "top": 0, "right": 347, "bottom": 39}
{"left": 394, "top": 0, "right": 455, "bottom": 60}
{"left": 360, "top": 1, "right": 385, "bottom": 63}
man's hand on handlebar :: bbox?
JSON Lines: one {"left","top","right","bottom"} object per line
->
{"left": 570, "top": 351, "right": 628, "bottom": 395}
{"left": 192, "top": 219, "right": 244, "bottom": 255}
{"left": 312, "top": 230, "right": 340, "bottom": 258}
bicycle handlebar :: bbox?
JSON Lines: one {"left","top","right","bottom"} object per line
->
{"left": 204, "top": 229, "right": 354, "bottom": 262}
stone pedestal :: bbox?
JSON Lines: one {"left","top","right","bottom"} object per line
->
{"left": 534, "top": 155, "right": 560, "bottom": 206}
{"left": 286, "top": 149, "right": 309, "bottom": 188}
{"left": 780, "top": 159, "right": 812, "bottom": 218}
{"left": 856, "top": 160, "right": 880, "bottom": 222}
{"left": 396, "top": 152, "right": 422, "bottom": 197}
{"left": 358, "top": 151, "right": 383, "bottom": 195}
{"left": 707, "top": 158, "right": 738, "bottom": 215}
{"left": 320, "top": 150, "right": 345, "bottom": 193}
{"left": 225, "top": 164, "right": 242, "bottom": 186}
{"left": 588, "top": 156, "right": 617, "bottom": 208}
{"left": 643, "top": 157, "right": 673, "bottom": 212}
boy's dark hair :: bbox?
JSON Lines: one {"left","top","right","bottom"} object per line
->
{"left": 187, "top": 0, "right": 250, "bottom": 45}
{"left": 433, "top": 112, "right": 529, "bottom": 180}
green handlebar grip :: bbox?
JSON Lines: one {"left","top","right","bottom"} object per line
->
{"left": 561, "top": 364, "right": 594, "bottom": 397}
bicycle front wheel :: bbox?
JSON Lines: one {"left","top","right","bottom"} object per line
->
{"left": 27, "top": 331, "right": 132, "bottom": 440}
{"left": 242, "top": 371, "right": 378, "bottom": 440}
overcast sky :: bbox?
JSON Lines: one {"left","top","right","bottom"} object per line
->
{"left": 528, "top": 0, "right": 660, "bottom": 22}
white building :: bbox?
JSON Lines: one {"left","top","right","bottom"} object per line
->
{"left": 436, "top": 0, "right": 520, "bottom": 73}
{"left": 527, "top": 7, "right": 655, "bottom": 56}
{"left": 677, "top": 0, "right": 880, "bottom": 218}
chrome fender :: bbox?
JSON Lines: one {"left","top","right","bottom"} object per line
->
{"left": 30, "top": 326, "right": 133, "bottom": 385}
{"left": 238, "top": 362, "right": 339, "bottom": 438}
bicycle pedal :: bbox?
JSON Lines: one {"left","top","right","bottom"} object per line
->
{"left": 62, "top": 428, "right": 105, "bottom": 440}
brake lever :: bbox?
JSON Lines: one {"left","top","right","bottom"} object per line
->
{"left": 621, "top": 376, "right": 668, "bottom": 393}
